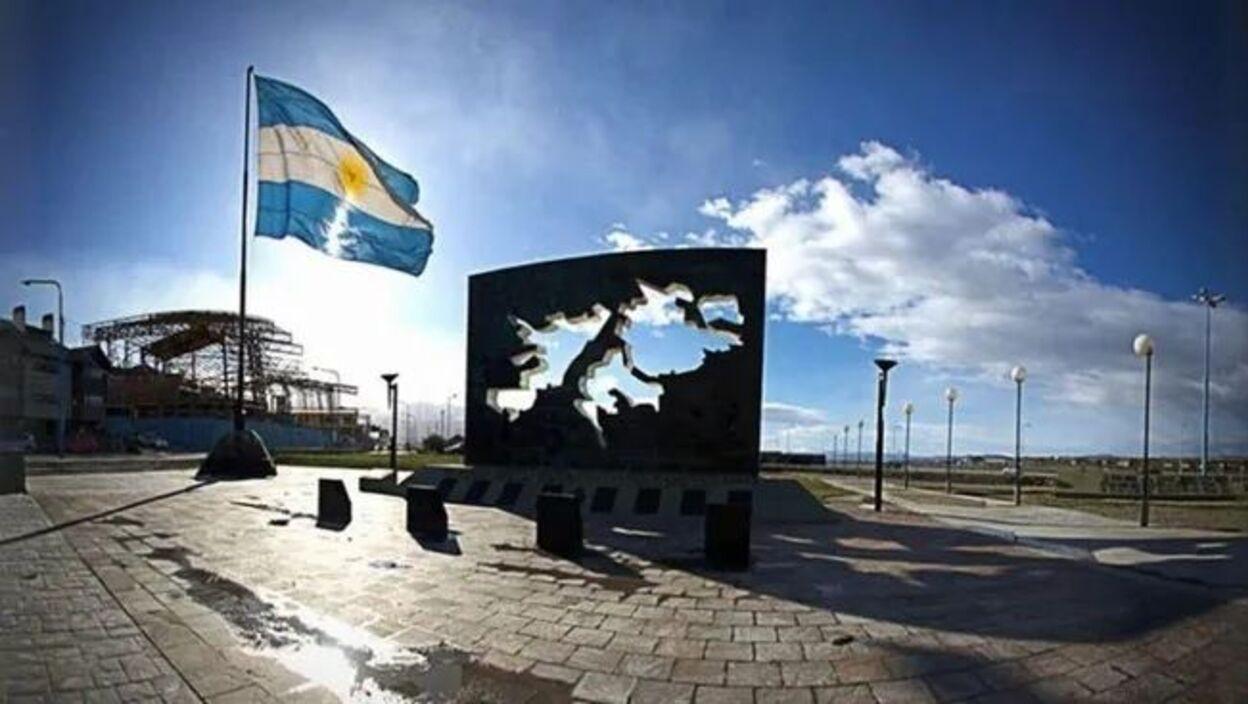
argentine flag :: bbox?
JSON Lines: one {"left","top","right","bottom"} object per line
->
{"left": 254, "top": 76, "right": 433, "bottom": 277}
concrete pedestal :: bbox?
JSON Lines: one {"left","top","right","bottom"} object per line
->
{"left": 406, "top": 485, "right": 448, "bottom": 540}
{"left": 536, "top": 492, "right": 582, "bottom": 559}
{"left": 0, "top": 453, "right": 26, "bottom": 495}
{"left": 705, "top": 502, "right": 751, "bottom": 570}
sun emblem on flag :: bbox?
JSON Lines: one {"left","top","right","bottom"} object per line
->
{"left": 336, "top": 151, "right": 369, "bottom": 202}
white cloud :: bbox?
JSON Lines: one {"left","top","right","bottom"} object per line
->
{"left": 694, "top": 141, "right": 1246, "bottom": 452}
{"left": 763, "top": 401, "right": 827, "bottom": 427}
{"left": 603, "top": 227, "right": 653, "bottom": 252}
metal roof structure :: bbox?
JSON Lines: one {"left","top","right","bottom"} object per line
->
{"left": 83, "top": 310, "right": 356, "bottom": 413}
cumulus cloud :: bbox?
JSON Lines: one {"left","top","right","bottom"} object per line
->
{"left": 691, "top": 141, "right": 1246, "bottom": 451}
{"left": 602, "top": 226, "right": 653, "bottom": 252}
{"left": 763, "top": 401, "right": 828, "bottom": 427}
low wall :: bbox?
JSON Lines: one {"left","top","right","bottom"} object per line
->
{"left": 105, "top": 416, "right": 336, "bottom": 453}
{"left": 1057, "top": 465, "right": 1247, "bottom": 498}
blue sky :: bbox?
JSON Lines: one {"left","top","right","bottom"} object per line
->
{"left": 2, "top": 0, "right": 1245, "bottom": 456}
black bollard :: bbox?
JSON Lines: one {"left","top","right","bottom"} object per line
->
{"left": 704, "top": 502, "right": 750, "bottom": 570}
{"left": 536, "top": 492, "right": 582, "bottom": 559}
{"left": 406, "top": 485, "right": 448, "bottom": 540}
{"left": 316, "top": 479, "right": 352, "bottom": 530}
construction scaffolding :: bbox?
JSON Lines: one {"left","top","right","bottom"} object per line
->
{"left": 82, "top": 310, "right": 358, "bottom": 417}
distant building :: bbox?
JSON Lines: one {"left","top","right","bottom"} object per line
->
{"left": 0, "top": 306, "right": 70, "bottom": 451}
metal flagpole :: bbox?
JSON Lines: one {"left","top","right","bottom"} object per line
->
{"left": 235, "top": 66, "right": 254, "bottom": 432}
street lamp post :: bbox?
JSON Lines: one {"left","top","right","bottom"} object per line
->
{"left": 944, "top": 387, "right": 959, "bottom": 493}
{"left": 873, "top": 359, "right": 897, "bottom": 512}
{"left": 381, "top": 373, "right": 399, "bottom": 477}
{"left": 1133, "top": 334, "right": 1154, "bottom": 527}
{"left": 1010, "top": 366, "right": 1027, "bottom": 506}
{"left": 842, "top": 425, "right": 850, "bottom": 469}
{"left": 445, "top": 393, "right": 458, "bottom": 437}
{"left": 1192, "top": 288, "right": 1225, "bottom": 475}
{"left": 23, "top": 278, "right": 66, "bottom": 456}
{"left": 21, "top": 279, "right": 63, "bottom": 344}
{"left": 902, "top": 402, "right": 914, "bottom": 489}
{"left": 856, "top": 419, "right": 864, "bottom": 471}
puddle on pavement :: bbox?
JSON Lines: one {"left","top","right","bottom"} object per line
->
{"left": 136, "top": 543, "right": 566, "bottom": 701}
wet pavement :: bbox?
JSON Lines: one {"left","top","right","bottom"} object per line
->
{"left": 4, "top": 467, "right": 1247, "bottom": 702}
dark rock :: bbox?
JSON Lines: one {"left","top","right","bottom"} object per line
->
{"left": 197, "top": 430, "right": 276, "bottom": 480}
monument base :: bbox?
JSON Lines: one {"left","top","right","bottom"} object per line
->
{"left": 197, "top": 429, "right": 276, "bottom": 480}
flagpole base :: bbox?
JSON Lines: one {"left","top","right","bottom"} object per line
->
{"left": 197, "top": 429, "right": 277, "bottom": 480}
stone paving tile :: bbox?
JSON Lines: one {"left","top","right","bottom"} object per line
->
{"left": 692, "top": 685, "right": 754, "bottom": 703}
{"left": 13, "top": 469, "right": 1248, "bottom": 704}
{"left": 814, "top": 684, "right": 876, "bottom": 703}
{"left": 671, "top": 659, "right": 727, "bottom": 685}
{"left": 703, "top": 641, "right": 753, "bottom": 662}
{"left": 0, "top": 495, "right": 199, "bottom": 704}
{"left": 569, "top": 646, "right": 626, "bottom": 673}
{"left": 726, "top": 661, "right": 781, "bottom": 687}
{"left": 756, "top": 687, "right": 816, "bottom": 704}
{"left": 574, "top": 671, "right": 637, "bottom": 704}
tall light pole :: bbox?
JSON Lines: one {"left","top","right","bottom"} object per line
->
{"left": 856, "top": 419, "right": 864, "bottom": 470}
{"left": 1133, "top": 334, "right": 1154, "bottom": 527}
{"left": 1192, "top": 288, "right": 1225, "bottom": 475}
{"left": 21, "top": 279, "right": 63, "bottom": 344}
{"left": 842, "top": 425, "right": 850, "bottom": 469}
{"left": 902, "top": 402, "right": 914, "bottom": 489}
{"left": 381, "top": 373, "right": 399, "bottom": 476}
{"left": 944, "top": 387, "right": 959, "bottom": 493}
{"left": 872, "top": 359, "right": 897, "bottom": 512}
{"left": 445, "top": 392, "right": 458, "bottom": 437}
{"left": 1010, "top": 366, "right": 1027, "bottom": 506}
{"left": 23, "top": 278, "right": 67, "bottom": 456}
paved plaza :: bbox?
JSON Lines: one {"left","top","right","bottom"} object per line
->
{"left": 2, "top": 467, "right": 1246, "bottom": 703}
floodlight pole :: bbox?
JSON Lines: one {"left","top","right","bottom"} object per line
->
{"left": 856, "top": 420, "right": 864, "bottom": 471}
{"left": 944, "top": 388, "right": 958, "bottom": 493}
{"left": 1011, "top": 366, "right": 1027, "bottom": 506}
{"left": 1133, "top": 334, "right": 1154, "bottom": 527}
{"left": 1193, "top": 288, "right": 1225, "bottom": 475}
{"left": 903, "top": 402, "right": 913, "bottom": 489}
{"left": 873, "top": 360, "right": 897, "bottom": 512}
{"left": 382, "top": 373, "right": 399, "bottom": 476}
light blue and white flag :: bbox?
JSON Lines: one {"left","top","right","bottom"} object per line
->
{"left": 254, "top": 76, "right": 433, "bottom": 277}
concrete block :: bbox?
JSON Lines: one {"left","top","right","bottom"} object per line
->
{"left": 406, "top": 485, "right": 448, "bottom": 540}
{"left": 0, "top": 453, "right": 25, "bottom": 494}
{"left": 316, "top": 479, "right": 351, "bottom": 530}
{"left": 536, "top": 492, "right": 582, "bottom": 559}
{"left": 705, "top": 502, "right": 750, "bottom": 570}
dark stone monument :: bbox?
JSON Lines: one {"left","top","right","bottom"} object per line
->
{"left": 705, "top": 502, "right": 751, "bottom": 570}
{"left": 0, "top": 453, "right": 25, "bottom": 495}
{"left": 406, "top": 485, "right": 448, "bottom": 540}
{"left": 465, "top": 248, "right": 765, "bottom": 473}
{"left": 316, "top": 479, "right": 352, "bottom": 530}
{"left": 536, "top": 492, "right": 583, "bottom": 559}
{"left": 197, "top": 429, "right": 276, "bottom": 480}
